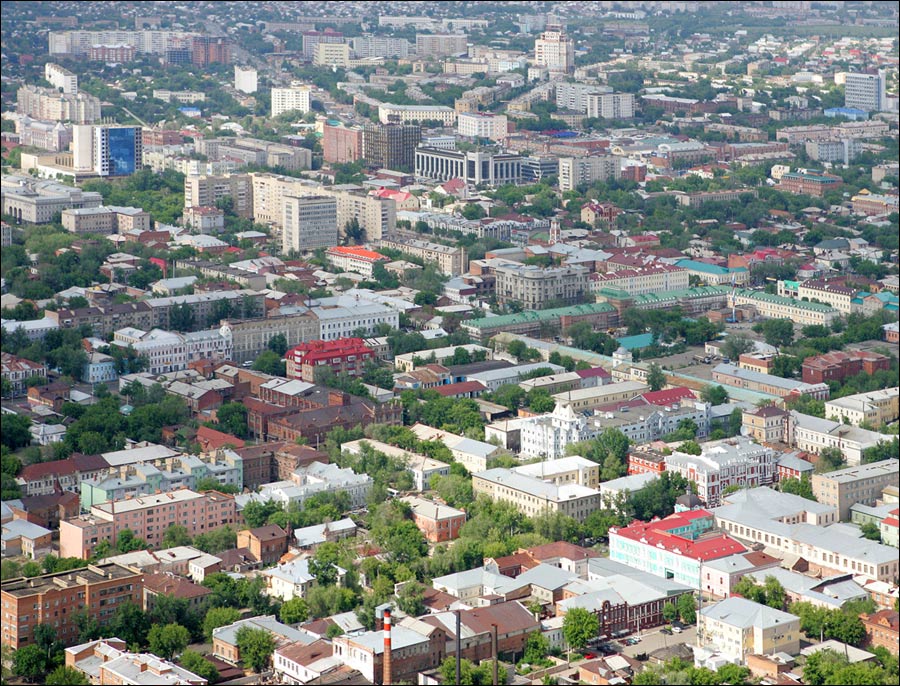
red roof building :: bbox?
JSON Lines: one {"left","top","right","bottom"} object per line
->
{"left": 196, "top": 425, "right": 246, "bottom": 452}
{"left": 609, "top": 510, "right": 747, "bottom": 588}
{"left": 801, "top": 350, "right": 891, "bottom": 385}
{"left": 285, "top": 337, "right": 375, "bottom": 383}
{"left": 325, "top": 246, "right": 389, "bottom": 278}
{"left": 641, "top": 387, "right": 697, "bottom": 407}
{"left": 432, "top": 380, "right": 487, "bottom": 399}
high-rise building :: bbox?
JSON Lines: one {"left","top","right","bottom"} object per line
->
{"left": 234, "top": 65, "right": 258, "bottom": 94}
{"left": 184, "top": 173, "right": 254, "bottom": 218}
{"left": 16, "top": 85, "right": 101, "bottom": 123}
{"left": 558, "top": 155, "right": 622, "bottom": 192}
{"left": 282, "top": 195, "right": 338, "bottom": 254}
{"left": 351, "top": 35, "right": 410, "bottom": 59}
{"left": 92, "top": 125, "right": 143, "bottom": 177}
{"left": 271, "top": 85, "right": 312, "bottom": 117}
{"left": 363, "top": 123, "right": 422, "bottom": 171}
{"left": 415, "top": 33, "right": 468, "bottom": 57}
{"left": 301, "top": 28, "right": 344, "bottom": 60}
{"left": 192, "top": 36, "right": 231, "bottom": 66}
{"left": 845, "top": 70, "right": 887, "bottom": 112}
{"left": 414, "top": 148, "right": 522, "bottom": 186}
{"left": 313, "top": 43, "right": 351, "bottom": 67}
{"left": 323, "top": 123, "right": 364, "bottom": 164}
{"left": 457, "top": 112, "right": 508, "bottom": 141}
{"left": 44, "top": 63, "right": 78, "bottom": 94}
{"left": 587, "top": 92, "right": 635, "bottom": 120}
{"left": 534, "top": 26, "right": 574, "bottom": 74}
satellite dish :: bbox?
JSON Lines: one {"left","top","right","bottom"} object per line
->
{"left": 740, "top": 426, "right": 750, "bottom": 437}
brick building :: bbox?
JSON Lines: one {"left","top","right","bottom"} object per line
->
{"left": 285, "top": 337, "right": 375, "bottom": 383}
{"left": 236, "top": 525, "right": 290, "bottom": 565}
{"left": 802, "top": 350, "right": 891, "bottom": 385}
{"left": 400, "top": 496, "right": 467, "bottom": 543}
{"left": 1, "top": 563, "right": 143, "bottom": 648}
{"left": 860, "top": 610, "right": 899, "bottom": 655}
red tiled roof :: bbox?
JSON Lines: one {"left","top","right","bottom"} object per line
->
{"left": 611, "top": 510, "right": 746, "bottom": 562}
{"left": 575, "top": 366, "right": 612, "bottom": 379}
{"left": 143, "top": 572, "right": 211, "bottom": 600}
{"left": 433, "top": 381, "right": 486, "bottom": 397}
{"left": 641, "top": 387, "right": 697, "bottom": 406}
{"left": 197, "top": 425, "right": 246, "bottom": 451}
{"left": 19, "top": 453, "right": 107, "bottom": 482}
{"left": 526, "top": 541, "right": 600, "bottom": 562}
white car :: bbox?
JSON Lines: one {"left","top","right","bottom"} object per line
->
{"left": 672, "top": 626, "right": 683, "bottom": 634}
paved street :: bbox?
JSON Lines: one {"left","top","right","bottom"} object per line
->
{"left": 617, "top": 625, "right": 697, "bottom": 658}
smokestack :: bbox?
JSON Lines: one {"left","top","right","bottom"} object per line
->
{"left": 455, "top": 610, "right": 461, "bottom": 686}
{"left": 383, "top": 608, "right": 392, "bottom": 686}
{"left": 492, "top": 623, "right": 499, "bottom": 686}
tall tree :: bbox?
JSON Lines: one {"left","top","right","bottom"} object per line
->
{"left": 562, "top": 607, "right": 600, "bottom": 651}
{"left": 235, "top": 626, "right": 275, "bottom": 673}
{"left": 647, "top": 363, "right": 666, "bottom": 392}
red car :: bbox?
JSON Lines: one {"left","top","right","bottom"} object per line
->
{"left": 583, "top": 653, "right": 597, "bottom": 660}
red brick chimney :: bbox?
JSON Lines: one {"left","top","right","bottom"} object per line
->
{"left": 383, "top": 608, "right": 392, "bottom": 685}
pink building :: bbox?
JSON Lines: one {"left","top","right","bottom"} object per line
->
{"left": 59, "top": 489, "right": 236, "bottom": 559}
{"left": 700, "top": 551, "right": 782, "bottom": 599}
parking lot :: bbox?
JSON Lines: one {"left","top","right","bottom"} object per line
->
{"left": 614, "top": 625, "right": 698, "bottom": 659}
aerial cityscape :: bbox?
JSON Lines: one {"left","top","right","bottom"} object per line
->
{"left": 1, "top": 1, "right": 899, "bottom": 685}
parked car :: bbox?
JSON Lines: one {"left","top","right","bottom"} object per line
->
{"left": 660, "top": 628, "right": 672, "bottom": 635}
{"left": 672, "top": 626, "right": 683, "bottom": 634}
{"left": 583, "top": 653, "right": 596, "bottom": 660}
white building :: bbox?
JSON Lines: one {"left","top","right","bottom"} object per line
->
{"left": 555, "top": 82, "right": 612, "bottom": 113}
{"left": 271, "top": 85, "right": 312, "bottom": 117}
{"left": 310, "top": 295, "right": 399, "bottom": 341}
{"left": 282, "top": 195, "right": 338, "bottom": 254}
{"left": 587, "top": 93, "right": 635, "bottom": 120}
{"left": 111, "top": 327, "right": 233, "bottom": 375}
{"left": 457, "top": 112, "right": 508, "bottom": 140}
{"left": 665, "top": 437, "right": 778, "bottom": 508}
{"left": 791, "top": 411, "right": 888, "bottom": 466}
{"left": 263, "top": 557, "right": 346, "bottom": 601}
{"left": 844, "top": 70, "right": 887, "bottom": 112}
{"left": 234, "top": 65, "right": 258, "bottom": 94}
{"left": 534, "top": 28, "right": 574, "bottom": 74}
{"left": 558, "top": 156, "right": 622, "bottom": 192}
{"left": 44, "top": 63, "right": 78, "bottom": 94}
{"left": 378, "top": 103, "right": 457, "bottom": 125}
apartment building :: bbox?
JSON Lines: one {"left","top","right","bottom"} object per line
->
{"left": 376, "top": 233, "right": 467, "bottom": 276}
{"left": 712, "top": 487, "right": 896, "bottom": 583}
{"left": 378, "top": 103, "right": 457, "bottom": 125}
{"left": 325, "top": 245, "right": 389, "bottom": 278}
{"left": 301, "top": 28, "right": 344, "bottom": 59}
{"left": 323, "top": 123, "right": 364, "bottom": 164}
{"left": 184, "top": 173, "right": 253, "bottom": 219}
{"left": 472, "top": 465, "right": 602, "bottom": 522}
{"left": 555, "top": 82, "right": 612, "bottom": 113}
{"left": 111, "top": 325, "right": 232, "bottom": 376}
{"left": 16, "top": 85, "right": 101, "bottom": 123}
{"left": 558, "top": 156, "right": 621, "bottom": 192}
{"left": 851, "top": 193, "right": 899, "bottom": 216}
{"left": 812, "top": 460, "right": 900, "bottom": 521}
{"left": 234, "top": 65, "right": 258, "bottom": 94}
{"left": 271, "top": 85, "right": 312, "bottom": 117}
{"left": 792, "top": 412, "right": 890, "bottom": 466}
{"left": 282, "top": 195, "right": 338, "bottom": 254}
{"left": 729, "top": 288, "right": 838, "bottom": 326}
{"left": 802, "top": 350, "right": 891, "bottom": 384}
{"left": 587, "top": 92, "right": 635, "bottom": 119}
{"left": 457, "top": 112, "right": 508, "bottom": 140}
{"left": 285, "top": 337, "right": 375, "bottom": 383}
{"left": 844, "top": 70, "right": 887, "bottom": 112}
{"left": 495, "top": 263, "right": 589, "bottom": 310}
{"left": 416, "top": 33, "right": 468, "bottom": 56}
{"left": 67, "top": 638, "right": 208, "bottom": 684}
{"left": 664, "top": 437, "right": 778, "bottom": 508}
{"left": 15, "top": 117, "right": 72, "bottom": 152}
{"left": 351, "top": 35, "right": 411, "bottom": 58}
{"left": 313, "top": 42, "right": 351, "bottom": 67}
{"left": 609, "top": 510, "right": 747, "bottom": 589}
{"left": 805, "top": 138, "right": 862, "bottom": 164}
{"left": 145, "top": 290, "right": 264, "bottom": 330}
{"left": 59, "top": 489, "right": 237, "bottom": 559}
{"left": 197, "top": 136, "right": 311, "bottom": 172}
{"left": 311, "top": 295, "right": 400, "bottom": 341}
{"left": 44, "top": 62, "right": 78, "bottom": 93}
{"left": 824, "top": 388, "right": 899, "bottom": 427}
{"left": 48, "top": 29, "right": 197, "bottom": 56}
{"left": 590, "top": 264, "right": 689, "bottom": 296}
{"left": 698, "top": 598, "right": 800, "bottom": 664}
{"left": 0, "top": 563, "right": 143, "bottom": 649}
{"left": 534, "top": 28, "right": 574, "bottom": 74}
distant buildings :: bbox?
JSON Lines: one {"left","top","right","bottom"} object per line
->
{"left": 271, "top": 84, "right": 312, "bottom": 117}
{"left": 534, "top": 26, "right": 574, "bottom": 74}
{"left": 16, "top": 85, "right": 101, "bottom": 123}
{"left": 415, "top": 147, "right": 522, "bottom": 186}
{"left": 378, "top": 103, "right": 457, "bottom": 125}
{"left": 282, "top": 195, "right": 338, "bottom": 253}
{"left": 44, "top": 62, "right": 78, "bottom": 93}
{"left": 844, "top": 70, "right": 887, "bottom": 112}
{"left": 1, "top": 175, "right": 103, "bottom": 224}
{"left": 363, "top": 123, "right": 422, "bottom": 171}
{"left": 234, "top": 65, "right": 258, "bottom": 94}
{"left": 495, "top": 263, "right": 589, "bottom": 310}
{"left": 323, "top": 123, "right": 364, "bottom": 164}
{"left": 802, "top": 350, "right": 892, "bottom": 384}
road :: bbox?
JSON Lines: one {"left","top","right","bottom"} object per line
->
{"left": 617, "top": 625, "right": 697, "bottom": 659}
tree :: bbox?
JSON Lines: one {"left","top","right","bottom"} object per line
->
{"left": 203, "top": 606, "right": 241, "bottom": 642}
{"left": 759, "top": 318, "right": 794, "bottom": 348}
{"left": 161, "top": 524, "right": 192, "bottom": 548}
{"left": 860, "top": 521, "right": 881, "bottom": 541}
{"left": 397, "top": 581, "right": 426, "bottom": 617}
{"left": 721, "top": 334, "right": 755, "bottom": 361}
{"left": 214, "top": 402, "right": 248, "bottom": 438}
{"left": 308, "top": 542, "right": 341, "bottom": 586}
{"left": 662, "top": 602, "right": 678, "bottom": 623}
{"left": 178, "top": 651, "right": 219, "bottom": 684}
{"left": 764, "top": 576, "right": 786, "bottom": 610}
{"left": 147, "top": 623, "right": 190, "bottom": 660}
{"left": 647, "top": 363, "right": 666, "bottom": 392}
{"left": 116, "top": 528, "right": 147, "bottom": 553}
{"left": 279, "top": 597, "right": 310, "bottom": 625}
{"left": 1, "top": 413, "right": 31, "bottom": 450}
{"left": 169, "top": 303, "right": 195, "bottom": 332}
{"left": 701, "top": 385, "right": 729, "bottom": 405}
{"left": 562, "top": 607, "right": 599, "bottom": 652}
{"left": 524, "top": 631, "right": 550, "bottom": 664}
{"left": 781, "top": 474, "right": 816, "bottom": 501}
{"left": 267, "top": 333, "right": 288, "bottom": 355}
{"left": 677, "top": 593, "right": 696, "bottom": 624}
{"left": 815, "top": 446, "right": 844, "bottom": 473}
{"left": 14, "top": 644, "right": 50, "bottom": 682}
{"left": 252, "top": 350, "right": 286, "bottom": 376}
{"left": 235, "top": 626, "right": 276, "bottom": 672}
{"left": 45, "top": 666, "right": 89, "bottom": 686}
{"left": 678, "top": 440, "right": 703, "bottom": 455}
